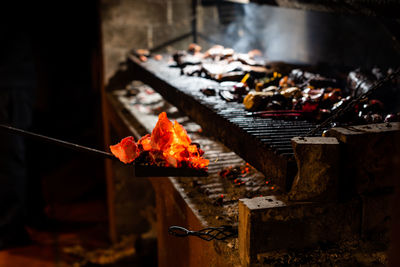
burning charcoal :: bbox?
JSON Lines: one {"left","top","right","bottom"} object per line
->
{"left": 150, "top": 150, "right": 168, "bottom": 167}
{"left": 112, "top": 112, "right": 209, "bottom": 169}
{"left": 110, "top": 136, "right": 140, "bottom": 164}
{"left": 191, "top": 142, "right": 201, "bottom": 149}
{"left": 200, "top": 87, "right": 216, "bottom": 96}
{"left": 134, "top": 150, "right": 152, "bottom": 164}
{"left": 219, "top": 169, "right": 229, "bottom": 178}
{"left": 219, "top": 166, "right": 242, "bottom": 180}
{"left": 233, "top": 178, "right": 245, "bottom": 186}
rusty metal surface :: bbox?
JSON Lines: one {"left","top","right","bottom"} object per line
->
{"left": 126, "top": 55, "right": 322, "bottom": 189}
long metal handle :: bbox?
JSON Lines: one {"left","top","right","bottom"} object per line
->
{"left": 0, "top": 124, "right": 209, "bottom": 177}
{"left": 0, "top": 124, "right": 115, "bottom": 160}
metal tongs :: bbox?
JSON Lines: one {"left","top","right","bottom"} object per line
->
{"left": 0, "top": 124, "right": 208, "bottom": 177}
{"left": 168, "top": 225, "right": 237, "bottom": 241}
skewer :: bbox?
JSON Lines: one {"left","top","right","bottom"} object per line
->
{"left": 246, "top": 110, "right": 306, "bottom": 116}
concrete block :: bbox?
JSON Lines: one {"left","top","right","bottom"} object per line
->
{"left": 289, "top": 137, "right": 340, "bottom": 201}
{"left": 239, "top": 196, "right": 361, "bottom": 266}
{"left": 326, "top": 122, "right": 400, "bottom": 195}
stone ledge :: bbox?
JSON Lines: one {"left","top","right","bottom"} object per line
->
{"left": 239, "top": 196, "right": 361, "bottom": 266}
{"left": 325, "top": 122, "right": 400, "bottom": 194}
{"left": 290, "top": 137, "right": 340, "bottom": 201}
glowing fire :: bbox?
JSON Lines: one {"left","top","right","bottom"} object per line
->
{"left": 109, "top": 136, "right": 139, "bottom": 164}
{"left": 110, "top": 112, "right": 209, "bottom": 169}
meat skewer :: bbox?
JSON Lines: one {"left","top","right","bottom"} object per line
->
{"left": 0, "top": 124, "right": 208, "bottom": 177}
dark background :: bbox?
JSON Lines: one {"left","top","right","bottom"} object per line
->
{"left": 0, "top": 1, "right": 105, "bottom": 227}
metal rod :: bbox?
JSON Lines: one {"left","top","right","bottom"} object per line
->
{"left": 192, "top": 0, "right": 197, "bottom": 43}
{"left": 0, "top": 124, "right": 115, "bottom": 160}
{"left": 0, "top": 124, "right": 209, "bottom": 177}
{"left": 304, "top": 67, "right": 400, "bottom": 137}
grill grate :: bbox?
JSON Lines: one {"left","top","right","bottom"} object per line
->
{"left": 125, "top": 55, "right": 323, "bottom": 189}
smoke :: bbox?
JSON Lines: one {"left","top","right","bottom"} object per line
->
{"left": 205, "top": 3, "right": 399, "bottom": 68}
{"left": 207, "top": 3, "right": 309, "bottom": 64}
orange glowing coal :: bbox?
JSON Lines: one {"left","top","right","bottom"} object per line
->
{"left": 110, "top": 112, "right": 209, "bottom": 169}
{"left": 109, "top": 136, "right": 139, "bottom": 164}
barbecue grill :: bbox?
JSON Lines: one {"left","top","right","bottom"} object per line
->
{"left": 101, "top": 1, "right": 400, "bottom": 266}
{"left": 120, "top": 55, "right": 330, "bottom": 190}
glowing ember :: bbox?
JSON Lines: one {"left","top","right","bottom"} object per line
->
{"left": 110, "top": 112, "right": 209, "bottom": 169}
{"left": 138, "top": 134, "right": 152, "bottom": 151}
{"left": 109, "top": 136, "right": 140, "bottom": 164}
